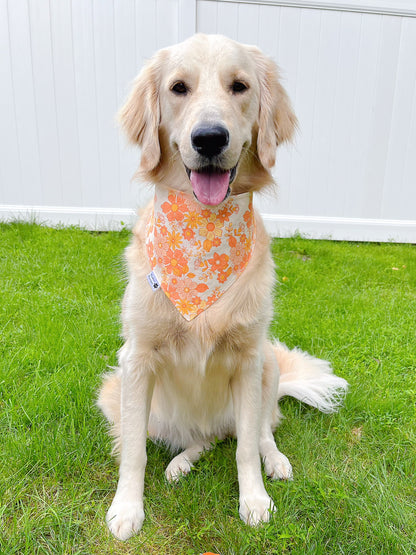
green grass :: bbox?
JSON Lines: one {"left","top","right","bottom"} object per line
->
{"left": 1, "top": 222, "right": 415, "bottom": 554}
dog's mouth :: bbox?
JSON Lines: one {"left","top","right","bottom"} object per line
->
{"left": 185, "top": 165, "right": 237, "bottom": 206}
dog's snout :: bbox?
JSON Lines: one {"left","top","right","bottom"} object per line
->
{"left": 191, "top": 125, "right": 229, "bottom": 158}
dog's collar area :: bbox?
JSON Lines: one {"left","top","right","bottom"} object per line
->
{"left": 145, "top": 186, "right": 256, "bottom": 321}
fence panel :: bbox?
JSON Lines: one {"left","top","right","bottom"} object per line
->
{"left": 0, "top": 0, "right": 415, "bottom": 241}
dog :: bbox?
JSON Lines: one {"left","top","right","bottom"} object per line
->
{"left": 97, "top": 34, "right": 348, "bottom": 541}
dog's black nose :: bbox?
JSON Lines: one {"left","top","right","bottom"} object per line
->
{"left": 191, "top": 125, "right": 229, "bottom": 158}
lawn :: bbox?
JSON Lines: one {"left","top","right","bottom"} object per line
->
{"left": 0, "top": 222, "right": 415, "bottom": 554}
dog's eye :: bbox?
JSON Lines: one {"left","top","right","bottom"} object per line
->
{"left": 231, "top": 80, "right": 248, "bottom": 94}
{"left": 171, "top": 81, "right": 188, "bottom": 95}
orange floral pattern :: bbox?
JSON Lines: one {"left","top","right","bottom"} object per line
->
{"left": 146, "top": 187, "right": 256, "bottom": 320}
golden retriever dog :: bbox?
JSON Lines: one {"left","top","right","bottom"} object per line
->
{"left": 98, "top": 34, "right": 348, "bottom": 541}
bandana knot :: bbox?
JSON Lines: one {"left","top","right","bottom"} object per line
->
{"left": 145, "top": 187, "right": 256, "bottom": 320}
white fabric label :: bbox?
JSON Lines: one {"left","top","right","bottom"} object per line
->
{"left": 146, "top": 271, "right": 160, "bottom": 291}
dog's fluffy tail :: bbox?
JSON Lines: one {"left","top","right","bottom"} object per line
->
{"left": 273, "top": 341, "right": 348, "bottom": 413}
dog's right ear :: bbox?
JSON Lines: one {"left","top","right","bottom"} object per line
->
{"left": 118, "top": 52, "right": 165, "bottom": 173}
{"left": 248, "top": 47, "right": 298, "bottom": 169}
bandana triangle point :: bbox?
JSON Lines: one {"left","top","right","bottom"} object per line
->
{"left": 145, "top": 187, "right": 256, "bottom": 320}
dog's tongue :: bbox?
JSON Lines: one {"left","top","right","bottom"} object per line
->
{"left": 190, "top": 170, "right": 230, "bottom": 206}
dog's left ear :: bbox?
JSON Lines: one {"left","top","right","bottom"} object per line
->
{"left": 249, "top": 47, "right": 298, "bottom": 169}
{"left": 118, "top": 51, "right": 166, "bottom": 174}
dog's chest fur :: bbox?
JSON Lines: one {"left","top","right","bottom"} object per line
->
{"left": 122, "top": 202, "right": 275, "bottom": 377}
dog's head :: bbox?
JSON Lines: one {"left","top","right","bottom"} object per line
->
{"left": 120, "top": 34, "right": 297, "bottom": 205}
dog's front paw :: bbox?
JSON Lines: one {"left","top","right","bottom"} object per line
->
{"left": 165, "top": 453, "right": 193, "bottom": 482}
{"left": 239, "top": 493, "right": 276, "bottom": 526}
{"left": 106, "top": 499, "right": 144, "bottom": 541}
{"left": 262, "top": 450, "right": 293, "bottom": 481}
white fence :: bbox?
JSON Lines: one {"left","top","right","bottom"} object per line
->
{"left": 1, "top": 0, "right": 416, "bottom": 242}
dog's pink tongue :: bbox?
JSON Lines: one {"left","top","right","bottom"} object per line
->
{"left": 190, "top": 170, "right": 230, "bottom": 206}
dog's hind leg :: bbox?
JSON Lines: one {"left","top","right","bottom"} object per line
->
{"left": 165, "top": 441, "right": 212, "bottom": 482}
{"left": 259, "top": 342, "right": 293, "bottom": 480}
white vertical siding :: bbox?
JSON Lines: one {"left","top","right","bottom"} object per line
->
{"left": 382, "top": 16, "right": 416, "bottom": 220}
{"left": 72, "top": 0, "right": 101, "bottom": 210}
{"left": 0, "top": 0, "right": 22, "bottom": 205}
{"left": 4, "top": 0, "right": 43, "bottom": 207}
{"left": 196, "top": 1, "right": 416, "bottom": 241}
{"left": 0, "top": 0, "right": 415, "bottom": 241}
{"left": 0, "top": 0, "right": 191, "bottom": 219}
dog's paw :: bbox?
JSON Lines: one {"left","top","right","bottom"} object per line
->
{"left": 165, "top": 453, "right": 193, "bottom": 482}
{"left": 263, "top": 450, "right": 293, "bottom": 481}
{"left": 239, "top": 493, "right": 276, "bottom": 526}
{"left": 106, "top": 500, "right": 144, "bottom": 541}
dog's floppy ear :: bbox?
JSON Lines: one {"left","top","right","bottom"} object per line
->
{"left": 250, "top": 47, "right": 298, "bottom": 169}
{"left": 118, "top": 52, "right": 165, "bottom": 173}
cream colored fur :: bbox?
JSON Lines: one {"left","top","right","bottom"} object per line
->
{"left": 97, "top": 34, "right": 348, "bottom": 541}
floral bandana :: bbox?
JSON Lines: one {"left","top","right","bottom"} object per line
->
{"left": 145, "top": 186, "right": 256, "bottom": 320}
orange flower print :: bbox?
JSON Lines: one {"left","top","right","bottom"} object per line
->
{"left": 208, "top": 252, "right": 229, "bottom": 273}
{"left": 192, "top": 296, "right": 204, "bottom": 308}
{"left": 239, "top": 252, "right": 250, "bottom": 270}
{"left": 225, "top": 222, "right": 234, "bottom": 235}
{"left": 175, "top": 277, "right": 197, "bottom": 299}
{"left": 239, "top": 233, "right": 248, "bottom": 248}
{"left": 183, "top": 227, "right": 195, "bottom": 241}
{"left": 161, "top": 194, "right": 188, "bottom": 222}
{"left": 207, "top": 292, "right": 220, "bottom": 305}
{"left": 184, "top": 210, "right": 204, "bottom": 229}
{"left": 196, "top": 282, "right": 209, "bottom": 293}
{"left": 147, "top": 241, "right": 154, "bottom": 260}
{"left": 163, "top": 248, "right": 189, "bottom": 277}
{"left": 243, "top": 208, "right": 254, "bottom": 228}
{"left": 198, "top": 259, "right": 209, "bottom": 273}
{"left": 228, "top": 235, "right": 237, "bottom": 248}
{"left": 203, "top": 239, "right": 213, "bottom": 252}
{"left": 167, "top": 230, "right": 182, "bottom": 249}
{"left": 201, "top": 209, "right": 212, "bottom": 219}
{"left": 170, "top": 278, "right": 210, "bottom": 304}
{"left": 231, "top": 250, "right": 246, "bottom": 272}
{"left": 199, "top": 217, "right": 223, "bottom": 242}
{"left": 165, "top": 280, "right": 180, "bottom": 301}
{"left": 231, "top": 244, "right": 244, "bottom": 261}
{"left": 194, "top": 296, "right": 208, "bottom": 313}
{"left": 170, "top": 276, "right": 179, "bottom": 289}
{"left": 176, "top": 298, "right": 194, "bottom": 316}
{"left": 218, "top": 267, "right": 232, "bottom": 283}
{"left": 153, "top": 233, "right": 169, "bottom": 260}
{"left": 218, "top": 205, "right": 234, "bottom": 223}
{"left": 155, "top": 235, "right": 167, "bottom": 251}
{"left": 232, "top": 231, "right": 253, "bottom": 270}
